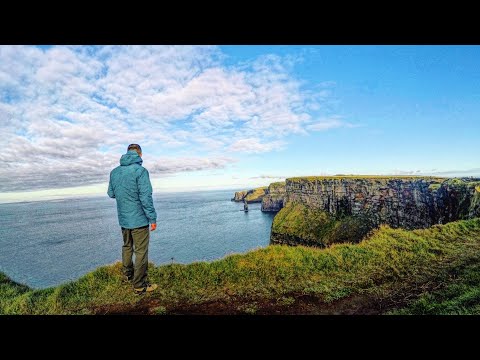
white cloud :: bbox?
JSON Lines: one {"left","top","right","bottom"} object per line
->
{"left": 228, "top": 138, "right": 286, "bottom": 154}
{"left": 307, "top": 116, "right": 360, "bottom": 131}
{"left": 148, "top": 156, "right": 234, "bottom": 175}
{"left": 250, "top": 175, "right": 286, "bottom": 180}
{"left": 0, "top": 45, "right": 346, "bottom": 193}
{"left": 392, "top": 168, "right": 480, "bottom": 178}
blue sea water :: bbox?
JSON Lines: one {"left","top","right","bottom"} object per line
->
{"left": 0, "top": 190, "right": 275, "bottom": 289}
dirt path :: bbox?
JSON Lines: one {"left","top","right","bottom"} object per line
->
{"left": 92, "top": 291, "right": 405, "bottom": 315}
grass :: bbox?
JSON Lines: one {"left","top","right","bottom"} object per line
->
{"left": 2, "top": 217, "right": 480, "bottom": 315}
{"left": 233, "top": 187, "right": 268, "bottom": 202}
{"left": 268, "top": 182, "right": 286, "bottom": 191}
{"left": 390, "top": 261, "right": 480, "bottom": 315}
{"left": 271, "top": 202, "right": 374, "bottom": 246}
{"left": 245, "top": 187, "right": 267, "bottom": 202}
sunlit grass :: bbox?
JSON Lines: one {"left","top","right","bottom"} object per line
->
{"left": 271, "top": 202, "right": 374, "bottom": 246}
{"left": 245, "top": 187, "right": 267, "bottom": 202}
{"left": 2, "top": 217, "right": 479, "bottom": 314}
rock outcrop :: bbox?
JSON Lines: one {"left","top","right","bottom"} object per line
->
{"left": 232, "top": 190, "right": 248, "bottom": 202}
{"left": 231, "top": 187, "right": 267, "bottom": 203}
{"left": 271, "top": 176, "right": 480, "bottom": 247}
{"left": 261, "top": 182, "right": 286, "bottom": 212}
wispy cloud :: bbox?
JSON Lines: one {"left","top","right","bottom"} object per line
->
{"left": 228, "top": 138, "right": 286, "bottom": 154}
{"left": 391, "top": 170, "right": 423, "bottom": 175}
{"left": 391, "top": 168, "right": 480, "bottom": 178}
{"left": 307, "top": 116, "right": 360, "bottom": 132}
{"left": 428, "top": 168, "right": 480, "bottom": 176}
{"left": 249, "top": 175, "right": 286, "bottom": 180}
{"left": 148, "top": 156, "right": 234, "bottom": 174}
{"left": 0, "top": 45, "right": 343, "bottom": 192}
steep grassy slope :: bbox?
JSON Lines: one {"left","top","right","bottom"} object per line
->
{"left": 270, "top": 202, "right": 375, "bottom": 247}
{"left": 1, "top": 217, "right": 480, "bottom": 315}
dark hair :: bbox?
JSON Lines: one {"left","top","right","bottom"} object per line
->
{"left": 127, "top": 144, "right": 142, "bottom": 153}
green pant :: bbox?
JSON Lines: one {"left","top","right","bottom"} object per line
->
{"left": 121, "top": 225, "right": 150, "bottom": 288}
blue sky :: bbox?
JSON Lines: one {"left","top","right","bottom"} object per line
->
{"left": 0, "top": 45, "right": 479, "bottom": 202}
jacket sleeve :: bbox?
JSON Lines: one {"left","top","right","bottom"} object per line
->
{"left": 138, "top": 168, "right": 157, "bottom": 223}
{"left": 107, "top": 172, "right": 115, "bottom": 198}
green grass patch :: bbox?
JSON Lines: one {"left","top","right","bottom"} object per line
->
{"left": 2, "top": 218, "right": 480, "bottom": 314}
{"left": 271, "top": 202, "right": 374, "bottom": 246}
{"left": 245, "top": 187, "right": 267, "bottom": 202}
{"left": 390, "top": 261, "right": 480, "bottom": 315}
{"left": 269, "top": 182, "right": 286, "bottom": 191}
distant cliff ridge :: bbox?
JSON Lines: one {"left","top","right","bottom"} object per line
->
{"left": 270, "top": 176, "right": 480, "bottom": 247}
{"left": 232, "top": 182, "right": 287, "bottom": 209}
{"left": 232, "top": 190, "right": 248, "bottom": 202}
{"left": 231, "top": 187, "right": 268, "bottom": 203}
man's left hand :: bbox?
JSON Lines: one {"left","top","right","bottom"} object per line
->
{"left": 150, "top": 223, "right": 157, "bottom": 231}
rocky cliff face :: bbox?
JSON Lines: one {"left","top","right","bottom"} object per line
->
{"left": 271, "top": 176, "right": 480, "bottom": 247}
{"left": 261, "top": 182, "right": 286, "bottom": 212}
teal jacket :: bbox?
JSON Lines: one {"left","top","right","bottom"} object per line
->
{"left": 108, "top": 150, "right": 157, "bottom": 229}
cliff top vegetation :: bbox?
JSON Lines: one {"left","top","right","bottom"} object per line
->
{"left": 2, "top": 217, "right": 480, "bottom": 315}
{"left": 287, "top": 175, "right": 447, "bottom": 182}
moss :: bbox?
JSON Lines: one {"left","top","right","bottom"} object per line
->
{"left": 429, "top": 183, "right": 441, "bottom": 191}
{"left": 446, "top": 178, "right": 465, "bottom": 186}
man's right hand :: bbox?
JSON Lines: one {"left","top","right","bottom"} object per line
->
{"left": 150, "top": 223, "right": 157, "bottom": 231}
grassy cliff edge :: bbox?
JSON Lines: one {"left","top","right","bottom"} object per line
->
{"left": 2, "top": 217, "right": 480, "bottom": 315}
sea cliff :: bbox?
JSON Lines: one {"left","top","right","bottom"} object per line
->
{"left": 270, "top": 176, "right": 480, "bottom": 247}
{"left": 261, "top": 182, "right": 286, "bottom": 212}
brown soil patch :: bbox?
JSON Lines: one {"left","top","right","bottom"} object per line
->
{"left": 91, "top": 276, "right": 448, "bottom": 315}
{"left": 92, "top": 292, "right": 397, "bottom": 315}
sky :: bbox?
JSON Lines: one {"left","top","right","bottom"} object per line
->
{"left": 0, "top": 45, "right": 479, "bottom": 203}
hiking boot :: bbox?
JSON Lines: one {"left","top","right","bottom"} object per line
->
{"left": 123, "top": 274, "right": 133, "bottom": 283}
{"left": 134, "top": 283, "right": 158, "bottom": 295}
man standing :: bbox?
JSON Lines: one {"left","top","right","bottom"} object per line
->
{"left": 108, "top": 144, "right": 158, "bottom": 295}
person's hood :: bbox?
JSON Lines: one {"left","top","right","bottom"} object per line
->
{"left": 120, "top": 150, "right": 143, "bottom": 166}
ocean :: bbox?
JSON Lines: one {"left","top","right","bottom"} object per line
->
{"left": 0, "top": 189, "right": 275, "bottom": 289}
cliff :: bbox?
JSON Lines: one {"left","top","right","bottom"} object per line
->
{"left": 3, "top": 217, "right": 480, "bottom": 314}
{"left": 271, "top": 176, "right": 480, "bottom": 247}
{"left": 261, "top": 182, "right": 286, "bottom": 211}
{"left": 232, "top": 182, "right": 287, "bottom": 208}
{"left": 231, "top": 187, "right": 267, "bottom": 203}
{"left": 232, "top": 190, "right": 247, "bottom": 202}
